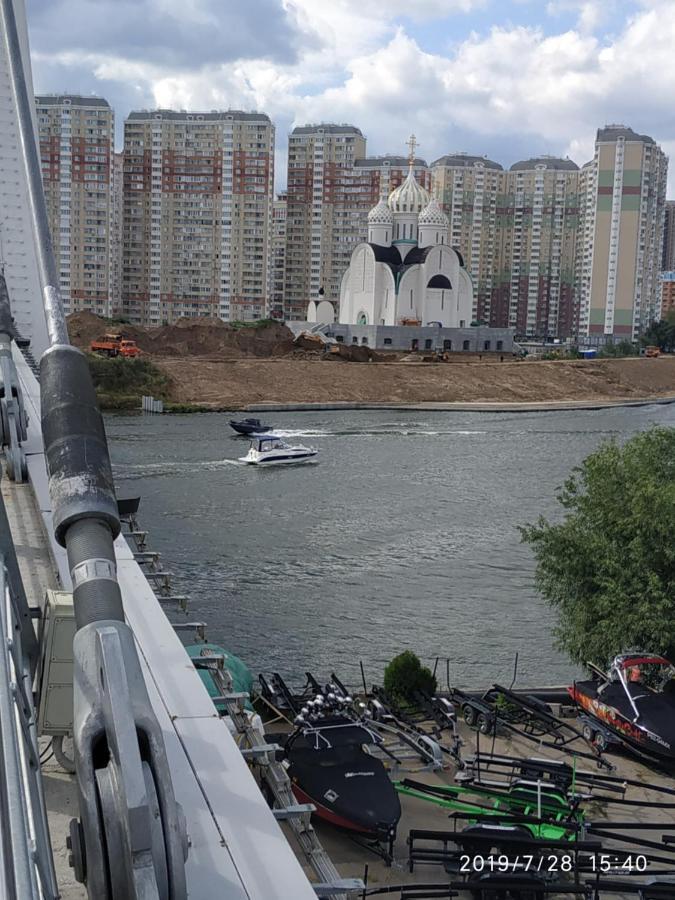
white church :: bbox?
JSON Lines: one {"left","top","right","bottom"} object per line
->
{"left": 307, "top": 140, "right": 474, "bottom": 329}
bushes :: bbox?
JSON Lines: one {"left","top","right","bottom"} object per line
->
{"left": 383, "top": 651, "right": 437, "bottom": 704}
{"left": 87, "top": 354, "right": 171, "bottom": 409}
{"left": 598, "top": 340, "right": 638, "bottom": 358}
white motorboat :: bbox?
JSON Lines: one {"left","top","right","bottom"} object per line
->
{"left": 238, "top": 434, "right": 318, "bottom": 465}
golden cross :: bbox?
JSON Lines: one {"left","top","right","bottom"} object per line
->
{"left": 406, "top": 134, "right": 418, "bottom": 165}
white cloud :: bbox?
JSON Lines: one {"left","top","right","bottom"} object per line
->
{"left": 287, "top": 1, "right": 675, "bottom": 182}
{"left": 546, "top": 0, "right": 614, "bottom": 33}
{"left": 29, "top": 0, "right": 675, "bottom": 191}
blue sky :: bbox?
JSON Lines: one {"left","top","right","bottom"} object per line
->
{"left": 26, "top": 0, "right": 675, "bottom": 193}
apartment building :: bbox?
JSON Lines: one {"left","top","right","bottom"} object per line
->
{"left": 122, "top": 109, "right": 274, "bottom": 325}
{"left": 430, "top": 155, "right": 504, "bottom": 325}
{"left": 271, "top": 191, "right": 287, "bottom": 318}
{"left": 284, "top": 124, "right": 366, "bottom": 319}
{"left": 36, "top": 94, "right": 114, "bottom": 317}
{"left": 353, "top": 155, "right": 430, "bottom": 201}
{"left": 110, "top": 150, "right": 123, "bottom": 316}
{"left": 661, "top": 271, "right": 675, "bottom": 318}
{"left": 578, "top": 125, "right": 668, "bottom": 339}
{"left": 662, "top": 200, "right": 675, "bottom": 270}
{"left": 503, "top": 158, "right": 580, "bottom": 337}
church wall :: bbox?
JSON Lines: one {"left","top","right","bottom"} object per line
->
{"left": 339, "top": 243, "right": 377, "bottom": 324}
{"left": 457, "top": 269, "right": 474, "bottom": 324}
{"left": 289, "top": 321, "right": 515, "bottom": 352}
{"left": 424, "top": 288, "right": 457, "bottom": 326}
{"left": 373, "top": 265, "right": 396, "bottom": 325}
{"left": 396, "top": 267, "right": 424, "bottom": 323}
{"left": 315, "top": 300, "right": 336, "bottom": 324}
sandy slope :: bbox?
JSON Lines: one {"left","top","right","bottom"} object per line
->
{"left": 153, "top": 355, "right": 675, "bottom": 409}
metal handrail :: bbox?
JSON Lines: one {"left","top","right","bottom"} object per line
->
{"left": 0, "top": 560, "right": 58, "bottom": 899}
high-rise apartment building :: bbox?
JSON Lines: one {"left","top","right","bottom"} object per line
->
{"left": 660, "top": 271, "right": 675, "bottom": 318}
{"left": 110, "top": 150, "right": 123, "bottom": 316}
{"left": 284, "top": 124, "right": 366, "bottom": 319}
{"left": 503, "top": 158, "right": 580, "bottom": 337}
{"left": 662, "top": 200, "right": 675, "bottom": 270}
{"left": 578, "top": 125, "right": 667, "bottom": 338}
{"left": 430, "top": 155, "right": 504, "bottom": 325}
{"left": 271, "top": 191, "right": 287, "bottom": 318}
{"left": 122, "top": 109, "right": 274, "bottom": 325}
{"left": 353, "top": 156, "right": 430, "bottom": 202}
{"left": 36, "top": 95, "right": 114, "bottom": 317}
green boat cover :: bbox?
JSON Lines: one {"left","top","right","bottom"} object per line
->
{"left": 186, "top": 643, "right": 253, "bottom": 712}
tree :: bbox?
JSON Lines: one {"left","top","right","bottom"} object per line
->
{"left": 598, "top": 339, "right": 637, "bottom": 358}
{"left": 519, "top": 428, "right": 675, "bottom": 668}
{"left": 383, "top": 651, "right": 437, "bottom": 704}
{"left": 641, "top": 311, "right": 675, "bottom": 351}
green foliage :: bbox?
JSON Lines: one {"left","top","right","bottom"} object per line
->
{"left": 383, "top": 651, "right": 437, "bottom": 704}
{"left": 598, "top": 340, "right": 638, "bottom": 358}
{"left": 164, "top": 403, "right": 211, "bottom": 414}
{"left": 541, "top": 349, "right": 581, "bottom": 361}
{"left": 641, "top": 313, "right": 675, "bottom": 351}
{"left": 520, "top": 428, "right": 675, "bottom": 668}
{"left": 229, "top": 318, "right": 278, "bottom": 331}
{"left": 87, "top": 354, "right": 171, "bottom": 407}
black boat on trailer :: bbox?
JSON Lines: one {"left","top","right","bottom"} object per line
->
{"left": 267, "top": 705, "right": 401, "bottom": 860}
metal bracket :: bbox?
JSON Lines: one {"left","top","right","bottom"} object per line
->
{"left": 70, "top": 620, "right": 189, "bottom": 899}
{"left": 0, "top": 334, "right": 28, "bottom": 483}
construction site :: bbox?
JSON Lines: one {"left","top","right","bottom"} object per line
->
{"left": 69, "top": 313, "right": 675, "bottom": 411}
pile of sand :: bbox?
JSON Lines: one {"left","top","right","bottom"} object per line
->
{"left": 67, "top": 312, "right": 296, "bottom": 358}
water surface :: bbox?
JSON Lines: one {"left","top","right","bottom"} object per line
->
{"left": 106, "top": 404, "right": 675, "bottom": 690}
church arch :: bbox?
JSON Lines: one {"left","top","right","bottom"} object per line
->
{"left": 356, "top": 311, "right": 368, "bottom": 325}
{"left": 427, "top": 274, "right": 452, "bottom": 289}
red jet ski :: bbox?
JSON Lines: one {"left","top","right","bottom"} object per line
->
{"left": 569, "top": 652, "right": 675, "bottom": 763}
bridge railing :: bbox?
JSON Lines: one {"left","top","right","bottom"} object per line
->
{"left": 0, "top": 559, "right": 58, "bottom": 899}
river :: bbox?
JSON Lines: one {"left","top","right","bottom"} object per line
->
{"left": 106, "top": 403, "right": 675, "bottom": 692}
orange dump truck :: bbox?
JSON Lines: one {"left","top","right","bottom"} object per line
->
{"left": 90, "top": 333, "right": 140, "bottom": 358}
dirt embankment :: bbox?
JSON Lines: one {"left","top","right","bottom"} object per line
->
{"left": 154, "top": 356, "right": 675, "bottom": 409}
{"left": 67, "top": 311, "right": 297, "bottom": 358}
{"left": 69, "top": 312, "right": 675, "bottom": 409}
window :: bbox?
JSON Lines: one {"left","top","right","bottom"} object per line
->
{"left": 361, "top": 337, "right": 368, "bottom": 345}
{"left": 460, "top": 320, "right": 466, "bottom": 327}
{"left": 496, "top": 340, "right": 503, "bottom": 351}
{"left": 463, "top": 340, "right": 470, "bottom": 350}
{"left": 443, "top": 339, "right": 452, "bottom": 350}
{"left": 335, "top": 335, "right": 344, "bottom": 343}
{"left": 383, "top": 338, "right": 392, "bottom": 345}
{"left": 424, "top": 339, "right": 433, "bottom": 349}
{"left": 484, "top": 340, "right": 491, "bottom": 350}
{"left": 411, "top": 338, "right": 419, "bottom": 350}
{"left": 352, "top": 336, "right": 358, "bottom": 343}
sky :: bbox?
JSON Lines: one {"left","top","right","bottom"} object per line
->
{"left": 26, "top": 0, "right": 675, "bottom": 194}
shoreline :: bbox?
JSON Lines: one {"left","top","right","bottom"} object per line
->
{"left": 151, "top": 355, "right": 675, "bottom": 412}
{"left": 243, "top": 395, "right": 675, "bottom": 414}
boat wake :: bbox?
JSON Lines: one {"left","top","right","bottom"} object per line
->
{"left": 272, "top": 427, "right": 487, "bottom": 438}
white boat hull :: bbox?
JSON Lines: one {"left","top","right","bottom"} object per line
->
{"left": 239, "top": 450, "right": 318, "bottom": 465}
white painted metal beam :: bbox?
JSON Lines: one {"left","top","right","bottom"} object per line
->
{"left": 13, "top": 347, "right": 318, "bottom": 899}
